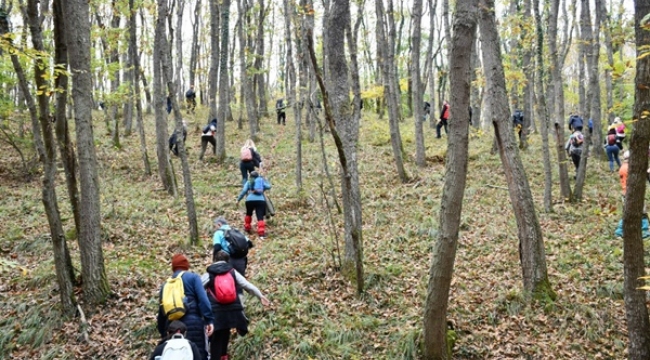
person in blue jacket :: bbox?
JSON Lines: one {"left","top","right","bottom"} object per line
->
{"left": 212, "top": 216, "right": 253, "bottom": 277}
{"left": 156, "top": 254, "right": 215, "bottom": 360}
{"left": 568, "top": 114, "right": 583, "bottom": 132}
{"left": 237, "top": 171, "right": 271, "bottom": 237}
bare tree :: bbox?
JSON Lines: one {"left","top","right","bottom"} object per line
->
{"left": 422, "top": 0, "right": 477, "bottom": 357}
{"left": 189, "top": 0, "right": 202, "bottom": 88}
{"left": 129, "top": 0, "right": 151, "bottom": 176}
{"left": 411, "top": 0, "right": 426, "bottom": 167}
{"left": 62, "top": 0, "right": 111, "bottom": 305}
{"left": 175, "top": 0, "right": 185, "bottom": 104}
{"left": 216, "top": 0, "right": 231, "bottom": 161}
{"left": 208, "top": 0, "right": 219, "bottom": 121}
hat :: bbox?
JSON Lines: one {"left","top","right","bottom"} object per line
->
{"left": 250, "top": 171, "right": 259, "bottom": 178}
{"left": 624, "top": 150, "right": 630, "bottom": 160}
{"left": 167, "top": 320, "right": 187, "bottom": 334}
{"left": 614, "top": 117, "right": 622, "bottom": 124}
{"left": 171, "top": 254, "right": 190, "bottom": 271}
{"left": 214, "top": 216, "right": 228, "bottom": 226}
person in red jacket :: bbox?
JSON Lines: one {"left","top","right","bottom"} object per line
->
{"left": 436, "top": 100, "right": 450, "bottom": 138}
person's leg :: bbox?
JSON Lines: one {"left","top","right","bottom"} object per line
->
{"left": 572, "top": 154, "right": 580, "bottom": 170}
{"left": 210, "top": 329, "right": 231, "bottom": 359}
{"left": 209, "top": 137, "right": 217, "bottom": 154}
{"left": 607, "top": 147, "right": 615, "bottom": 171}
{"left": 281, "top": 112, "right": 286, "bottom": 125}
{"left": 244, "top": 201, "right": 254, "bottom": 233}
{"left": 240, "top": 161, "right": 249, "bottom": 183}
{"left": 199, "top": 138, "right": 208, "bottom": 160}
{"left": 614, "top": 148, "right": 621, "bottom": 168}
{"left": 255, "top": 200, "right": 267, "bottom": 236}
{"left": 443, "top": 119, "right": 448, "bottom": 134}
{"left": 435, "top": 122, "right": 442, "bottom": 138}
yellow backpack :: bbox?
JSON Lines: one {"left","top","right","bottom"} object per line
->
{"left": 161, "top": 272, "right": 186, "bottom": 321}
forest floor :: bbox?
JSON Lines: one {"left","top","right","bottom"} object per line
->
{"left": 0, "top": 108, "right": 637, "bottom": 359}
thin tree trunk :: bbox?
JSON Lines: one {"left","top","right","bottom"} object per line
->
{"left": 62, "top": 0, "right": 111, "bottom": 306}
{"left": 216, "top": 0, "right": 231, "bottom": 162}
{"left": 189, "top": 0, "right": 202, "bottom": 87}
{"left": 422, "top": 0, "right": 477, "bottom": 357}
{"left": 598, "top": 0, "right": 614, "bottom": 126}
{"left": 254, "top": 0, "right": 268, "bottom": 119}
{"left": 175, "top": 0, "right": 185, "bottom": 104}
{"left": 412, "top": 0, "right": 425, "bottom": 167}
{"left": 208, "top": 0, "right": 219, "bottom": 121}
{"left": 130, "top": 0, "right": 151, "bottom": 176}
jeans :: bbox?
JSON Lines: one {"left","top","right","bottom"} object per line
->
{"left": 606, "top": 145, "right": 621, "bottom": 171}
{"left": 436, "top": 119, "right": 448, "bottom": 138}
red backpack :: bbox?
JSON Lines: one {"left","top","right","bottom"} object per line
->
{"left": 607, "top": 133, "right": 617, "bottom": 146}
{"left": 212, "top": 270, "right": 237, "bottom": 304}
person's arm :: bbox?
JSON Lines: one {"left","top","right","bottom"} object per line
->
{"left": 191, "top": 341, "right": 202, "bottom": 360}
{"left": 156, "top": 287, "right": 166, "bottom": 338}
{"left": 191, "top": 274, "right": 215, "bottom": 329}
{"left": 263, "top": 178, "right": 271, "bottom": 191}
{"left": 233, "top": 270, "right": 271, "bottom": 306}
{"left": 237, "top": 183, "right": 250, "bottom": 202}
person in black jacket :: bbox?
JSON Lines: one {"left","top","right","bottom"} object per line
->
{"left": 149, "top": 320, "right": 202, "bottom": 360}
{"left": 169, "top": 120, "right": 188, "bottom": 156}
{"left": 239, "top": 139, "right": 263, "bottom": 183}
{"left": 203, "top": 251, "right": 271, "bottom": 360}
{"left": 199, "top": 118, "right": 217, "bottom": 160}
{"left": 276, "top": 99, "right": 286, "bottom": 125}
{"left": 186, "top": 85, "right": 197, "bottom": 114}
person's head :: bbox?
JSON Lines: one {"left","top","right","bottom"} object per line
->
{"left": 250, "top": 171, "right": 259, "bottom": 178}
{"left": 614, "top": 117, "right": 622, "bottom": 125}
{"left": 190, "top": 84, "right": 194, "bottom": 90}
{"left": 243, "top": 139, "right": 256, "bottom": 150}
{"left": 624, "top": 150, "right": 630, "bottom": 161}
{"left": 608, "top": 128, "right": 616, "bottom": 135}
{"left": 171, "top": 254, "right": 190, "bottom": 272}
{"left": 167, "top": 320, "right": 187, "bottom": 337}
{"left": 443, "top": 100, "right": 449, "bottom": 106}
{"left": 213, "top": 250, "right": 230, "bottom": 263}
{"left": 214, "top": 216, "right": 228, "bottom": 229}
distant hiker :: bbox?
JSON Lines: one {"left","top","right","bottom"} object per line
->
{"left": 98, "top": 101, "right": 105, "bottom": 111}
{"left": 468, "top": 105, "right": 473, "bottom": 126}
{"left": 565, "top": 127, "right": 584, "bottom": 175}
{"left": 156, "top": 254, "right": 214, "bottom": 360}
{"left": 199, "top": 118, "right": 217, "bottom": 160}
{"left": 202, "top": 250, "right": 271, "bottom": 360}
{"left": 169, "top": 120, "right": 188, "bottom": 156}
{"left": 512, "top": 109, "right": 524, "bottom": 142}
{"left": 166, "top": 96, "right": 172, "bottom": 115}
{"left": 436, "top": 100, "right": 450, "bottom": 138}
{"left": 610, "top": 117, "right": 626, "bottom": 148}
{"left": 568, "top": 114, "right": 583, "bottom": 132}
{"left": 239, "top": 139, "right": 263, "bottom": 183}
{"left": 620, "top": 150, "right": 630, "bottom": 198}
{"left": 149, "top": 320, "right": 202, "bottom": 360}
{"left": 422, "top": 101, "right": 431, "bottom": 122}
{"left": 186, "top": 85, "right": 197, "bottom": 114}
{"left": 604, "top": 128, "right": 621, "bottom": 172}
{"left": 212, "top": 216, "right": 253, "bottom": 277}
{"left": 588, "top": 119, "right": 594, "bottom": 135}
{"left": 237, "top": 171, "right": 271, "bottom": 238}
{"left": 276, "top": 99, "right": 286, "bottom": 125}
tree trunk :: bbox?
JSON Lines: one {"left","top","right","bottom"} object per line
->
{"left": 479, "top": 0, "right": 554, "bottom": 298}
{"left": 189, "top": 0, "right": 202, "bottom": 88}
{"left": 237, "top": 0, "right": 258, "bottom": 138}
{"left": 254, "top": 0, "right": 268, "bottom": 119}
{"left": 154, "top": 0, "right": 176, "bottom": 195}
{"left": 283, "top": 0, "right": 296, "bottom": 136}
{"left": 422, "top": 0, "right": 476, "bottom": 357}
{"left": 597, "top": 0, "right": 614, "bottom": 126}
{"left": 216, "top": 0, "right": 231, "bottom": 162}
{"left": 622, "top": 5, "right": 650, "bottom": 358}
{"left": 412, "top": 0, "right": 425, "bottom": 167}
{"left": 129, "top": 0, "right": 151, "bottom": 176}
{"left": 208, "top": 0, "right": 220, "bottom": 121}
{"left": 109, "top": 2, "right": 121, "bottom": 148}
{"left": 376, "top": 0, "right": 407, "bottom": 182}
{"left": 62, "top": 0, "right": 111, "bottom": 306}
{"left": 175, "top": 0, "right": 185, "bottom": 105}
{"left": 586, "top": 0, "right": 602, "bottom": 159}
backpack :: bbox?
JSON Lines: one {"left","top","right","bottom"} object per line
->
{"left": 240, "top": 147, "right": 253, "bottom": 161}
{"left": 213, "top": 270, "right": 237, "bottom": 304}
{"left": 513, "top": 110, "right": 524, "bottom": 125}
{"left": 607, "top": 133, "right": 617, "bottom": 146}
{"left": 161, "top": 272, "right": 186, "bottom": 321}
{"left": 571, "top": 134, "right": 583, "bottom": 148}
{"left": 160, "top": 333, "right": 193, "bottom": 360}
{"left": 224, "top": 229, "right": 249, "bottom": 258}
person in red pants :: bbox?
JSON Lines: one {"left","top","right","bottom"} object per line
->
{"left": 236, "top": 171, "right": 271, "bottom": 238}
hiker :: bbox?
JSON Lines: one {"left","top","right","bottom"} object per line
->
{"left": 186, "top": 85, "right": 197, "bottom": 114}
{"left": 603, "top": 128, "right": 621, "bottom": 172}
{"left": 212, "top": 216, "right": 253, "bottom": 277}
{"left": 166, "top": 96, "right": 172, "bottom": 115}
{"left": 422, "top": 101, "right": 431, "bottom": 122}
{"left": 203, "top": 250, "right": 271, "bottom": 360}
{"left": 436, "top": 100, "right": 449, "bottom": 138}
{"left": 565, "top": 127, "right": 584, "bottom": 175}
{"left": 169, "top": 120, "right": 188, "bottom": 156}
{"left": 199, "top": 118, "right": 217, "bottom": 160}
{"left": 512, "top": 109, "right": 524, "bottom": 142}
{"left": 611, "top": 117, "right": 626, "bottom": 147}
{"left": 156, "top": 254, "right": 215, "bottom": 360}
{"left": 149, "top": 320, "right": 202, "bottom": 360}
{"left": 276, "top": 99, "right": 286, "bottom": 125}
{"left": 239, "top": 139, "right": 263, "bottom": 183}
{"left": 568, "top": 114, "right": 583, "bottom": 132}
{"left": 620, "top": 150, "right": 630, "bottom": 199}
{"left": 237, "top": 171, "right": 271, "bottom": 238}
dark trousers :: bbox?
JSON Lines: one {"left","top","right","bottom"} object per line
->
{"left": 436, "top": 119, "right": 448, "bottom": 138}
{"left": 277, "top": 112, "right": 286, "bottom": 125}
{"left": 199, "top": 136, "right": 216, "bottom": 160}
{"left": 571, "top": 153, "right": 581, "bottom": 171}
{"left": 246, "top": 200, "right": 266, "bottom": 221}
{"left": 240, "top": 161, "right": 256, "bottom": 183}
{"left": 210, "top": 328, "right": 231, "bottom": 359}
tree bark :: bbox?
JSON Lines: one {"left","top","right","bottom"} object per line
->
{"left": 62, "top": 0, "right": 111, "bottom": 306}
{"left": 175, "top": 0, "right": 185, "bottom": 104}
{"left": 412, "top": 0, "right": 425, "bottom": 167}
{"left": 208, "top": 0, "right": 220, "bottom": 121}
{"left": 422, "top": 0, "right": 477, "bottom": 357}
{"left": 254, "top": 0, "right": 268, "bottom": 119}
{"left": 216, "top": 0, "right": 231, "bottom": 162}
{"left": 479, "top": 0, "right": 554, "bottom": 297}
{"left": 622, "top": 5, "right": 650, "bottom": 358}
{"left": 129, "top": 0, "right": 151, "bottom": 176}
{"left": 189, "top": 0, "right": 202, "bottom": 88}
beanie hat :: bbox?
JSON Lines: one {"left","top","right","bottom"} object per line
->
{"left": 250, "top": 171, "right": 259, "bottom": 178}
{"left": 171, "top": 254, "right": 190, "bottom": 271}
{"left": 214, "top": 216, "right": 228, "bottom": 226}
{"left": 614, "top": 117, "right": 622, "bottom": 124}
{"left": 167, "top": 320, "right": 187, "bottom": 334}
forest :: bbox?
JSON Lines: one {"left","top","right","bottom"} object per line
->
{"left": 0, "top": 0, "right": 648, "bottom": 359}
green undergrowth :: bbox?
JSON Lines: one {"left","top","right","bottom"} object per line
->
{"left": 0, "top": 110, "right": 637, "bottom": 358}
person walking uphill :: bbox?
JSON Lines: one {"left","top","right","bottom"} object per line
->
{"left": 276, "top": 99, "right": 286, "bottom": 125}
{"left": 212, "top": 216, "right": 254, "bottom": 277}
{"left": 237, "top": 171, "right": 271, "bottom": 238}
{"left": 199, "top": 118, "right": 217, "bottom": 160}
{"left": 565, "top": 127, "right": 584, "bottom": 177}
{"left": 604, "top": 128, "right": 622, "bottom": 172}
{"left": 157, "top": 254, "right": 215, "bottom": 360}
{"left": 436, "top": 100, "right": 450, "bottom": 138}
{"left": 203, "top": 250, "right": 271, "bottom": 360}
{"left": 239, "top": 139, "right": 263, "bottom": 183}
{"left": 149, "top": 320, "right": 202, "bottom": 360}
{"left": 186, "top": 85, "right": 197, "bottom": 114}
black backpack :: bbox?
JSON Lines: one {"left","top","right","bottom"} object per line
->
{"left": 224, "top": 229, "right": 250, "bottom": 258}
{"left": 513, "top": 110, "right": 524, "bottom": 125}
